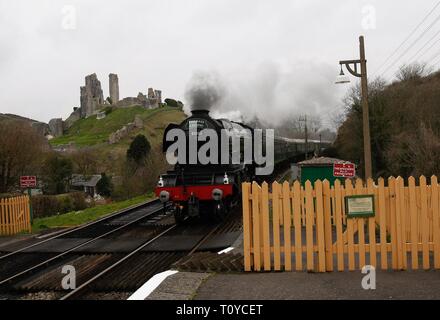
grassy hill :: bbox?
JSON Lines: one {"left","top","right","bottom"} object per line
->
{"left": 48, "top": 105, "right": 187, "bottom": 178}
{"left": 51, "top": 106, "right": 186, "bottom": 148}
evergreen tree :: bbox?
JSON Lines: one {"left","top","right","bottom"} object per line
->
{"left": 127, "top": 134, "right": 151, "bottom": 165}
{"left": 96, "top": 173, "right": 113, "bottom": 197}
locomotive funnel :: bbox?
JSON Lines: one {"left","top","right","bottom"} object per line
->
{"left": 190, "top": 109, "right": 210, "bottom": 116}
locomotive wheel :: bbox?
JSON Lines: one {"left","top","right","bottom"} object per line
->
{"left": 174, "top": 206, "right": 186, "bottom": 224}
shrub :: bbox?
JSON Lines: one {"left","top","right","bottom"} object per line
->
{"left": 164, "top": 98, "right": 178, "bottom": 107}
{"left": 31, "top": 192, "right": 88, "bottom": 218}
{"left": 103, "top": 106, "right": 114, "bottom": 115}
{"left": 57, "top": 194, "right": 75, "bottom": 214}
{"left": 70, "top": 192, "right": 87, "bottom": 211}
{"left": 31, "top": 195, "right": 60, "bottom": 218}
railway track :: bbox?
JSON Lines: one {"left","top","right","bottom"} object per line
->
{"left": 0, "top": 199, "right": 171, "bottom": 295}
{"left": 0, "top": 198, "right": 164, "bottom": 259}
{"left": 59, "top": 220, "right": 223, "bottom": 300}
{"left": 0, "top": 205, "right": 242, "bottom": 300}
{"left": 0, "top": 168, "right": 290, "bottom": 300}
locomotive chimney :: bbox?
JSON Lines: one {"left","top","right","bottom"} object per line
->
{"left": 190, "top": 109, "right": 210, "bottom": 117}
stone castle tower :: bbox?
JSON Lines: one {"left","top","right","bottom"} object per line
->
{"left": 109, "top": 73, "right": 119, "bottom": 104}
{"left": 80, "top": 73, "right": 104, "bottom": 118}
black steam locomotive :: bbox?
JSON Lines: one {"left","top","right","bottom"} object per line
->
{"left": 155, "top": 109, "right": 321, "bottom": 223}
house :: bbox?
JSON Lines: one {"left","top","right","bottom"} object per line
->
{"left": 71, "top": 174, "right": 102, "bottom": 197}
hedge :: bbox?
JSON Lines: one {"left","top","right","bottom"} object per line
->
{"left": 31, "top": 192, "right": 88, "bottom": 218}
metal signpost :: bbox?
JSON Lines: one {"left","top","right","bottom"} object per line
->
{"left": 20, "top": 176, "right": 36, "bottom": 223}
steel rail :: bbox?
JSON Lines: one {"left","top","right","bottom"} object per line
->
{"left": 0, "top": 199, "right": 161, "bottom": 261}
{"left": 59, "top": 224, "right": 178, "bottom": 300}
{"left": 60, "top": 222, "right": 220, "bottom": 300}
{"left": 0, "top": 202, "right": 167, "bottom": 287}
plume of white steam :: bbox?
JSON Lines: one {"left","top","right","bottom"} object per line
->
{"left": 184, "top": 61, "right": 344, "bottom": 129}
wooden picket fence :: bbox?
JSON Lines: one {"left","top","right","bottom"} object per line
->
{"left": 242, "top": 176, "right": 440, "bottom": 272}
{"left": 0, "top": 196, "right": 32, "bottom": 236}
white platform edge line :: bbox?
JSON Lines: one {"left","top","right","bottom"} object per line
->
{"left": 127, "top": 246, "right": 236, "bottom": 300}
{"left": 127, "top": 270, "right": 179, "bottom": 300}
{"left": 217, "top": 247, "right": 234, "bottom": 254}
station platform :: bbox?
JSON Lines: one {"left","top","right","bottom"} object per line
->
{"left": 144, "top": 265, "right": 440, "bottom": 300}
{"left": 141, "top": 233, "right": 440, "bottom": 300}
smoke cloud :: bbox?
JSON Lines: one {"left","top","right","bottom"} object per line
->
{"left": 184, "top": 71, "right": 226, "bottom": 111}
{"left": 183, "top": 61, "right": 345, "bottom": 129}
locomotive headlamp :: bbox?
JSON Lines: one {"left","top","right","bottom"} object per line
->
{"left": 223, "top": 173, "right": 229, "bottom": 185}
{"left": 158, "top": 176, "right": 164, "bottom": 187}
{"left": 159, "top": 190, "right": 170, "bottom": 203}
{"left": 212, "top": 188, "right": 223, "bottom": 201}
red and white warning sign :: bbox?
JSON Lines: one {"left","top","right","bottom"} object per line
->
{"left": 20, "top": 176, "right": 37, "bottom": 188}
{"left": 333, "top": 163, "right": 356, "bottom": 178}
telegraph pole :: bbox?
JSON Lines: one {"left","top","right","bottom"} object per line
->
{"left": 336, "top": 35, "right": 373, "bottom": 179}
{"left": 359, "top": 36, "right": 372, "bottom": 180}
{"left": 299, "top": 115, "right": 309, "bottom": 160}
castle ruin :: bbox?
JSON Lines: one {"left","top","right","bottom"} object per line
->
{"left": 109, "top": 73, "right": 119, "bottom": 104}
{"left": 80, "top": 73, "right": 104, "bottom": 118}
{"left": 58, "top": 73, "right": 163, "bottom": 135}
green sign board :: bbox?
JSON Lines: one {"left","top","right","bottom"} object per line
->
{"left": 345, "top": 195, "right": 375, "bottom": 218}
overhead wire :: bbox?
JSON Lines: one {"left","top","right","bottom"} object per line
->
{"left": 380, "top": 10, "right": 440, "bottom": 77}
{"left": 373, "top": 1, "right": 440, "bottom": 76}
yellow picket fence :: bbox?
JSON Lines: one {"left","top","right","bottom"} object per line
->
{"left": 0, "top": 196, "right": 32, "bottom": 236}
{"left": 242, "top": 176, "right": 440, "bottom": 272}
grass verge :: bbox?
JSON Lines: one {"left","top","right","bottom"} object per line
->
{"left": 32, "top": 193, "right": 155, "bottom": 234}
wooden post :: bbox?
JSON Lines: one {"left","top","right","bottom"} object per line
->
{"left": 27, "top": 188, "right": 33, "bottom": 225}
{"left": 252, "top": 183, "right": 261, "bottom": 271}
{"left": 261, "top": 182, "right": 271, "bottom": 271}
{"left": 315, "top": 180, "right": 326, "bottom": 272}
{"left": 359, "top": 36, "right": 373, "bottom": 180}
{"left": 323, "top": 180, "right": 333, "bottom": 271}
{"left": 378, "top": 178, "right": 388, "bottom": 270}
{"left": 345, "top": 179, "right": 355, "bottom": 271}
{"left": 420, "top": 176, "right": 430, "bottom": 270}
{"left": 282, "top": 182, "right": 292, "bottom": 271}
{"left": 389, "top": 177, "right": 398, "bottom": 270}
{"left": 305, "top": 181, "right": 315, "bottom": 271}
{"left": 293, "top": 181, "right": 303, "bottom": 271}
{"left": 408, "top": 177, "right": 419, "bottom": 270}
{"left": 334, "top": 180, "right": 345, "bottom": 271}
{"left": 242, "top": 183, "right": 252, "bottom": 271}
{"left": 431, "top": 176, "right": 440, "bottom": 269}
{"left": 272, "top": 182, "right": 281, "bottom": 271}
{"left": 355, "top": 179, "right": 366, "bottom": 269}
{"left": 367, "top": 178, "right": 377, "bottom": 268}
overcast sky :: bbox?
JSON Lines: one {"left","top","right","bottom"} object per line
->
{"left": 1, "top": 0, "right": 438, "bottom": 126}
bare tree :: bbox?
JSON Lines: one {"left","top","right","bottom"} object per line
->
{"left": 395, "top": 62, "right": 432, "bottom": 82}
{"left": 0, "top": 120, "right": 47, "bottom": 193}
{"left": 71, "top": 148, "right": 98, "bottom": 176}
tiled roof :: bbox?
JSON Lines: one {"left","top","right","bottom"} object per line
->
{"left": 298, "top": 157, "right": 352, "bottom": 166}
{"left": 71, "top": 174, "right": 102, "bottom": 187}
